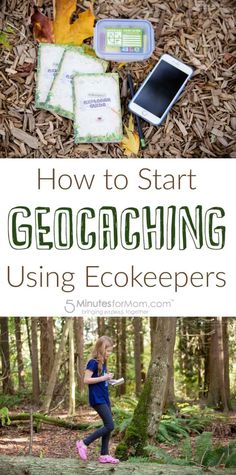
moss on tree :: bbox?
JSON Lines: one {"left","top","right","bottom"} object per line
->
{"left": 115, "top": 377, "right": 152, "bottom": 460}
{"left": 116, "top": 319, "right": 177, "bottom": 461}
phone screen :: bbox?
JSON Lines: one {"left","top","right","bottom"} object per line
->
{"left": 134, "top": 60, "right": 188, "bottom": 118}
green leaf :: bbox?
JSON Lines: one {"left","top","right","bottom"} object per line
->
{"left": 144, "top": 445, "right": 189, "bottom": 466}
{"left": 202, "top": 447, "right": 228, "bottom": 467}
{"left": 181, "top": 437, "right": 193, "bottom": 462}
{"left": 225, "top": 452, "right": 236, "bottom": 468}
{"left": 0, "top": 31, "right": 11, "bottom": 48}
{"left": 229, "top": 440, "right": 236, "bottom": 452}
{"left": 194, "top": 432, "right": 213, "bottom": 464}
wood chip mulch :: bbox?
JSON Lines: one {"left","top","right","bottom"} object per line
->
{"left": 0, "top": 0, "right": 235, "bottom": 158}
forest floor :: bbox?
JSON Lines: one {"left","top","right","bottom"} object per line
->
{"left": 1, "top": 405, "right": 236, "bottom": 462}
{"left": 0, "top": 0, "right": 235, "bottom": 158}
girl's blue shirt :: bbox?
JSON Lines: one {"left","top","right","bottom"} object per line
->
{"left": 86, "top": 359, "right": 110, "bottom": 406}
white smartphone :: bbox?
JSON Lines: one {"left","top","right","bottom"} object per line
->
{"left": 129, "top": 54, "right": 193, "bottom": 125}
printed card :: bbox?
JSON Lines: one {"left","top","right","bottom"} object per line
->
{"left": 46, "top": 48, "right": 108, "bottom": 119}
{"left": 73, "top": 73, "right": 123, "bottom": 143}
{"left": 35, "top": 43, "right": 65, "bottom": 109}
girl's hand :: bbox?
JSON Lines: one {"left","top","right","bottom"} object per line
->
{"left": 104, "top": 372, "right": 114, "bottom": 381}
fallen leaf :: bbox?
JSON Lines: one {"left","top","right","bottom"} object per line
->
{"left": 81, "top": 44, "right": 97, "bottom": 58}
{"left": 53, "top": 0, "right": 95, "bottom": 45}
{"left": 121, "top": 115, "right": 140, "bottom": 157}
{"left": 31, "top": 6, "right": 54, "bottom": 43}
{"left": 0, "top": 32, "right": 11, "bottom": 49}
{"left": 128, "top": 114, "right": 134, "bottom": 132}
{"left": 117, "top": 63, "right": 127, "bottom": 70}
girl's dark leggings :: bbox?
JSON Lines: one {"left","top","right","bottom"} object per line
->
{"left": 83, "top": 403, "right": 114, "bottom": 455}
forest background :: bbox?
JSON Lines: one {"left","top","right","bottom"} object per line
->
{"left": 1, "top": 316, "right": 236, "bottom": 474}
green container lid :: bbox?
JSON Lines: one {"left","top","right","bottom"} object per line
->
{"left": 94, "top": 19, "right": 155, "bottom": 62}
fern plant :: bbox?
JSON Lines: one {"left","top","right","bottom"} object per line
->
{"left": 225, "top": 451, "right": 236, "bottom": 468}
{"left": 156, "top": 414, "right": 211, "bottom": 444}
{"left": 194, "top": 431, "right": 213, "bottom": 464}
{"left": 145, "top": 433, "right": 236, "bottom": 469}
{"left": 144, "top": 445, "right": 191, "bottom": 466}
{"left": 201, "top": 438, "right": 236, "bottom": 468}
{"left": 181, "top": 437, "right": 192, "bottom": 463}
{"left": 113, "top": 403, "right": 215, "bottom": 444}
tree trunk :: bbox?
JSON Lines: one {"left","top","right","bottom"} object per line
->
{"left": 223, "top": 317, "right": 232, "bottom": 410}
{"left": 74, "top": 317, "right": 84, "bottom": 393}
{"left": 68, "top": 319, "right": 75, "bottom": 416}
{"left": 164, "top": 319, "right": 177, "bottom": 410}
{"left": 0, "top": 317, "right": 14, "bottom": 394}
{"left": 140, "top": 319, "right": 145, "bottom": 384}
{"left": 216, "top": 317, "right": 229, "bottom": 412}
{"left": 207, "top": 317, "right": 230, "bottom": 412}
{"left": 25, "top": 317, "right": 32, "bottom": 361}
{"left": 1, "top": 456, "right": 231, "bottom": 475}
{"left": 149, "top": 316, "right": 156, "bottom": 357}
{"left": 31, "top": 318, "right": 40, "bottom": 405}
{"left": 107, "top": 318, "right": 116, "bottom": 345}
{"left": 41, "top": 319, "right": 70, "bottom": 413}
{"left": 134, "top": 317, "right": 142, "bottom": 396}
{"left": 115, "top": 318, "right": 121, "bottom": 396}
{"left": 14, "top": 317, "right": 25, "bottom": 390}
{"left": 207, "top": 318, "right": 219, "bottom": 407}
{"left": 40, "top": 318, "right": 54, "bottom": 394}
{"left": 116, "top": 318, "right": 177, "bottom": 459}
{"left": 203, "top": 318, "right": 212, "bottom": 398}
{"left": 8, "top": 413, "right": 92, "bottom": 430}
{"left": 120, "top": 317, "right": 126, "bottom": 395}
{"left": 97, "top": 317, "right": 105, "bottom": 337}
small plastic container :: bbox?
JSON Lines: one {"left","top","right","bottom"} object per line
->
{"left": 94, "top": 19, "right": 155, "bottom": 62}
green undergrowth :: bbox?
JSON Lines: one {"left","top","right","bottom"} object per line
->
{"left": 157, "top": 406, "right": 221, "bottom": 444}
{"left": 113, "top": 399, "right": 234, "bottom": 465}
{"left": 75, "top": 390, "right": 88, "bottom": 406}
{"left": 113, "top": 400, "right": 221, "bottom": 444}
{"left": 0, "top": 407, "right": 11, "bottom": 426}
{"left": 0, "top": 390, "right": 31, "bottom": 409}
{"left": 144, "top": 433, "right": 236, "bottom": 468}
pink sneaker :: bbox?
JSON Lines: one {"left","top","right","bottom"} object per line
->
{"left": 76, "top": 440, "right": 87, "bottom": 461}
{"left": 98, "top": 455, "right": 120, "bottom": 464}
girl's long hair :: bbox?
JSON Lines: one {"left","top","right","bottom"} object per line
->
{"left": 91, "top": 336, "right": 113, "bottom": 375}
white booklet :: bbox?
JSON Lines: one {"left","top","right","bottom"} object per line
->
{"left": 73, "top": 73, "right": 123, "bottom": 143}
{"left": 46, "top": 48, "right": 108, "bottom": 119}
{"left": 108, "top": 377, "right": 124, "bottom": 386}
{"left": 35, "top": 43, "right": 66, "bottom": 110}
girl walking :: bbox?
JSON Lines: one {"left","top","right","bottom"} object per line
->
{"left": 76, "top": 336, "right": 119, "bottom": 464}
